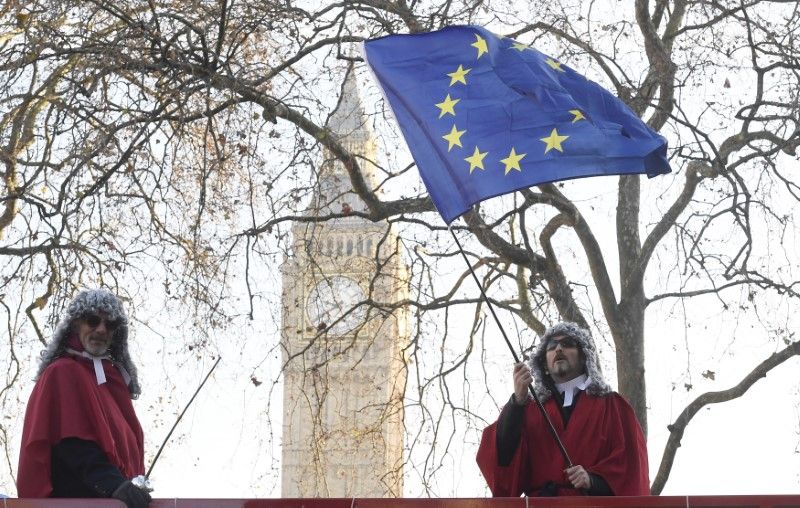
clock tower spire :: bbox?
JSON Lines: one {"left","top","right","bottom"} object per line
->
{"left": 280, "top": 66, "right": 409, "bottom": 498}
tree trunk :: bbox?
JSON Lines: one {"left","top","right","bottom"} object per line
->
{"left": 613, "top": 298, "right": 648, "bottom": 436}
{"left": 615, "top": 174, "right": 648, "bottom": 435}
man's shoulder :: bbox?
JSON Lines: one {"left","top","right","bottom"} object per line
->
{"left": 44, "top": 355, "right": 78, "bottom": 370}
{"left": 586, "top": 391, "right": 635, "bottom": 410}
{"left": 598, "top": 392, "right": 643, "bottom": 426}
{"left": 588, "top": 389, "right": 623, "bottom": 399}
{"left": 602, "top": 390, "right": 631, "bottom": 403}
{"left": 39, "top": 356, "right": 86, "bottom": 382}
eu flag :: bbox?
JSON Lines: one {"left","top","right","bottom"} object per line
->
{"left": 363, "top": 25, "right": 671, "bottom": 223}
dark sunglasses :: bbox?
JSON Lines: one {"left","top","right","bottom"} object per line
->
{"left": 83, "top": 314, "right": 122, "bottom": 332}
{"left": 545, "top": 336, "right": 580, "bottom": 351}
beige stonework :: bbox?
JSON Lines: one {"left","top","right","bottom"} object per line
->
{"left": 280, "top": 69, "right": 409, "bottom": 497}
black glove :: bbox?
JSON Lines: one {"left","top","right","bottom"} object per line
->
{"left": 111, "top": 479, "right": 151, "bottom": 508}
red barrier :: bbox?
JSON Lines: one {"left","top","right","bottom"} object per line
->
{"left": 4, "top": 497, "right": 800, "bottom": 508}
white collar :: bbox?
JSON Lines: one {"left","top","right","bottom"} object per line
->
{"left": 66, "top": 348, "right": 131, "bottom": 387}
{"left": 555, "top": 373, "right": 589, "bottom": 407}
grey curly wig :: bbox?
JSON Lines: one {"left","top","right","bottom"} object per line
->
{"left": 36, "top": 289, "right": 141, "bottom": 398}
{"left": 527, "top": 321, "right": 611, "bottom": 402}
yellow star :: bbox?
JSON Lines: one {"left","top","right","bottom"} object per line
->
{"left": 500, "top": 147, "right": 526, "bottom": 175}
{"left": 442, "top": 125, "right": 466, "bottom": 151}
{"left": 540, "top": 128, "right": 569, "bottom": 153}
{"left": 472, "top": 34, "right": 488, "bottom": 59}
{"left": 435, "top": 94, "right": 460, "bottom": 118}
{"left": 510, "top": 41, "right": 529, "bottom": 51}
{"left": 447, "top": 64, "right": 471, "bottom": 86}
{"left": 546, "top": 58, "right": 566, "bottom": 72}
{"left": 464, "top": 146, "right": 488, "bottom": 173}
{"left": 570, "top": 109, "right": 586, "bottom": 122}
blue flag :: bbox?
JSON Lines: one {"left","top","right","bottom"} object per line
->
{"left": 363, "top": 25, "right": 671, "bottom": 223}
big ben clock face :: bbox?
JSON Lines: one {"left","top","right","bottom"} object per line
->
{"left": 306, "top": 276, "right": 366, "bottom": 335}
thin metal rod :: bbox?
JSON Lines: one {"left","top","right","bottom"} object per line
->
{"left": 146, "top": 356, "right": 222, "bottom": 478}
{"left": 448, "top": 225, "right": 574, "bottom": 467}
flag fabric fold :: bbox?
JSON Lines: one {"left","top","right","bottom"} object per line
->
{"left": 363, "top": 25, "right": 671, "bottom": 223}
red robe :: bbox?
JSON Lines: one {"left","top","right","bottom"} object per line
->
{"left": 476, "top": 392, "right": 649, "bottom": 496}
{"left": 17, "top": 356, "right": 144, "bottom": 497}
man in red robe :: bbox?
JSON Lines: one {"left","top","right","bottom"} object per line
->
{"left": 18, "top": 289, "right": 151, "bottom": 508}
{"left": 476, "top": 322, "right": 649, "bottom": 497}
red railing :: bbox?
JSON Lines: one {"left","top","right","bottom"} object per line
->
{"left": 4, "top": 497, "right": 800, "bottom": 508}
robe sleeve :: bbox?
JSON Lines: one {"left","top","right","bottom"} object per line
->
{"left": 476, "top": 406, "right": 532, "bottom": 496}
{"left": 496, "top": 396, "right": 526, "bottom": 466}
{"left": 586, "top": 394, "right": 650, "bottom": 496}
{"left": 52, "top": 438, "right": 127, "bottom": 496}
{"left": 17, "top": 361, "right": 97, "bottom": 497}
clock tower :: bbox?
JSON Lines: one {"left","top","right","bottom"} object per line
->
{"left": 280, "top": 69, "right": 409, "bottom": 497}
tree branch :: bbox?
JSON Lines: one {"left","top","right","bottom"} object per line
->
{"left": 651, "top": 339, "right": 800, "bottom": 494}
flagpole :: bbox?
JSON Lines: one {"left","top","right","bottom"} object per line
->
{"left": 146, "top": 356, "right": 222, "bottom": 478}
{"left": 448, "top": 225, "right": 574, "bottom": 468}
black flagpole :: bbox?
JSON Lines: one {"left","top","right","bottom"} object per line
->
{"left": 448, "top": 225, "right": 574, "bottom": 468}
{"left": 146, "top": 356, "right": 222, "bottom": 479}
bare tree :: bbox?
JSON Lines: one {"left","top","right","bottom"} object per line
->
{"left": 0, "top": 0, "right": 798, "bottom": 496}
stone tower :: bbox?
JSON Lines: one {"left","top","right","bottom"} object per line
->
{"left": 280, "top": 68, "right": 409, "bottom": 497}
